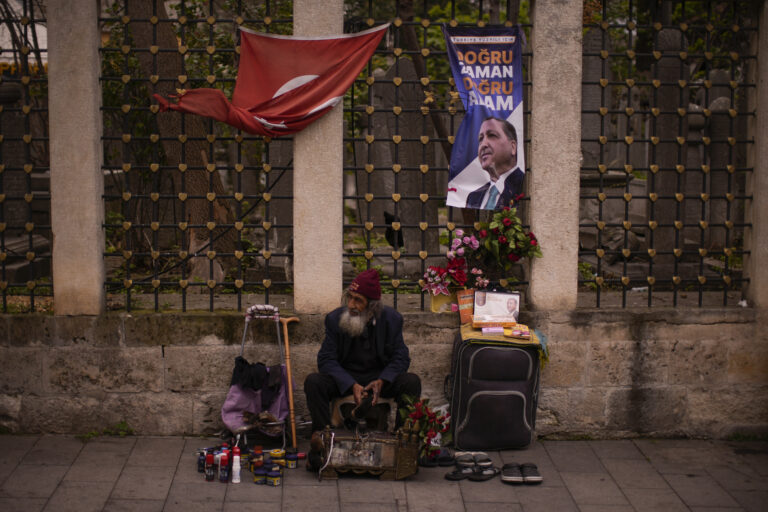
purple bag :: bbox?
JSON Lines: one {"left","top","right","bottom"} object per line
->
{"left": 221, "top": 363, "right": 290, "bottom": 435}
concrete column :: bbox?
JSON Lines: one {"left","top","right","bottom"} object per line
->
{"left": 292, "top": 0, "right": 344, "bottom": 313}
{"left": 47, "top": 0, "right": 105, "bottom": 315}
{"left": 529, "top": 0, "right": 583, "bottom": 309}
{"left": 745, "top": 1, "right": 768, "bottom": 308}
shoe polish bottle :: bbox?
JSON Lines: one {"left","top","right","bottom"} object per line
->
{"left": 205, "top": 453, "right": 215, "bottom": 481}
{"left": 219, "top": 453, "right": 229, "bottom": 483}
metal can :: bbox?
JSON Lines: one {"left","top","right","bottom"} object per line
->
{"left": 266, "top": 471, "right": 282, "bottom": 486}
{"left": 286, "top": 454, "right": 298, "bottom": 469}
{"left": 269, "top": 449, "right": 285, "bottom": 459}
{"left": 252, "top": 468, "right": 267, "bottom": 485}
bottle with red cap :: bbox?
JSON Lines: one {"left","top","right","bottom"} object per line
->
{"left": 219, "top": 453, "right": 229, "bottom": 483}
{"left": 204, "top": 452, "right": 215, "bottom": 481}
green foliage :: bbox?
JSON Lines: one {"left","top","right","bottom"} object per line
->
{"left": 347, "top": 249, "right": 383, "bottom": 276}
{"left": 77, "top": 420, "right": 135, "bottom": 442}
{"left": 726, "top": 432, "right": 768, "bottom": 442}
{"left": 399, "top": 395, "right": 452, "bottom": 459}
{"left": 104, "top": 210, "right": 126, "bottom": 254}
{"left": 475, "top": 205, "right": 542, "bottom": 272}
{"left": 578, "top": 261, "right": 598, "bottom": 290}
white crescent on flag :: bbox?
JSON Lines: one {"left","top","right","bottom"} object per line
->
{"left": 155, "top": 24, "right": 389, "bottom": 137}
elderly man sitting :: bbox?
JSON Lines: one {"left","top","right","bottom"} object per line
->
{"left": 303, "top": 269, "right": 421, "bottom": 433}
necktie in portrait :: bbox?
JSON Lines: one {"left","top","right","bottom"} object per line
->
{"left": 485, "top": 185, "right": 499, "bottom": 209}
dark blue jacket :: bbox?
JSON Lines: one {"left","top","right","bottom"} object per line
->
{"left": 317, "top": 305, "right": 411, "bottom": 394}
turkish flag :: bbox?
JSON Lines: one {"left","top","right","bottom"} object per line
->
{"left": 154, "top": 24, "right": 389, "bottom": 137}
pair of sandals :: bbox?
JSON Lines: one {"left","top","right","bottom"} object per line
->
{"left": 445, "top": 451, "right": 499, "bottom": 482}
{"left": 501, "top": 462, "right": 543, "bottom": 484}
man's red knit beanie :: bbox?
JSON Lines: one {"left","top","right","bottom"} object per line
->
{"left": 349, "top": 269, "right": 381, "bottom": 300}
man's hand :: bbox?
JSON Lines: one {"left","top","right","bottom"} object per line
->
{"left": 352, "top": 383, "right": 366, "bottom": 405}
{"left": 364, "top": 379, "right": 383, "bottom": 405}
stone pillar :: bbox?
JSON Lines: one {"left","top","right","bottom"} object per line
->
{"left": 745, "top": 1, "right": 768, "bottom": 308}
{"left": 47, "top": 0, "right": 105, "bottom": 315}
{"left": 529, "top": 0, "right": 583, "bottom": 309}
{"left": 292, "top": 0, "right": 344, "bottom": 313}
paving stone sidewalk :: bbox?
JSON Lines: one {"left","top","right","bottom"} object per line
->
{"left": 0, "top": 435, "right": 765, "bottom": 511}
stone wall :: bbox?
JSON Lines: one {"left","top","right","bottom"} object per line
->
{"left": 0, "top": 309, "right": 766, "bottom": 439}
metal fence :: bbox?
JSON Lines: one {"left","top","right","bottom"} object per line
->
{"left": 100, "top": 0, "right": 295, "bottom": 312}
{"left": 0, "top": 0, "right": 51, "bottom": 313}
{"left": 100, "top": 0, "right": 531, "bottom": 313}
{"left": 0, "top": 0, "right": 760, "bottom": 313}
{"left": 342, "top": 0, "right": 532, "bottom": 312}
{"left": 578, "top": 0, "right": 758, "bottom": 307}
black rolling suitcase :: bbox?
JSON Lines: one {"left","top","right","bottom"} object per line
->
{"left": 447, "top": 324, "right": 542, "bottom": 451}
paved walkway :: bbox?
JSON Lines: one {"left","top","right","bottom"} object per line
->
{"left": 0, "top": 435, "right": 765, "bottom": 511}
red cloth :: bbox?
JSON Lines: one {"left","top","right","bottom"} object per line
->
{"left": 153, "top": 24, "right": 389, "bottom": 137}
{"left": 350, "top": 269, "right": 381, "bottom": 300}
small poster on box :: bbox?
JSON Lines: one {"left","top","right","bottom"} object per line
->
{"left": 472, "top": 290, "right": 520, "bottom": 328}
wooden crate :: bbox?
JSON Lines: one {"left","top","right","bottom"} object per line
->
{"left": 317, "top": 426, "right": 419, "bottom": 481}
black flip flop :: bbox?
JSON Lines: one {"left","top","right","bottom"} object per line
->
{"left": 520, "top": 462, "right": 543, "bottom": 484}
{"left": 444, "top": 465, "right": 475, "bottom": 481}
{"left": 501, "top": 463, "right": 523, "bottom": 484}
{"left": 455, "top": 453, "right": 475, "bottom": 468}
{"left": 473, "top": 452, "right": 493, "bottom": 468}
{"left": 468, "top": 466, "right": 499, "bottom": 482}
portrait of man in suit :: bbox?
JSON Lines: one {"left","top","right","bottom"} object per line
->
{"left": 465, "top": 116, "right": 524, "bottom": 210}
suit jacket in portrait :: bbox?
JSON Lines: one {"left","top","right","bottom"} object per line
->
{"left": 466, "top": 168, "right": 524, "bottom": 210}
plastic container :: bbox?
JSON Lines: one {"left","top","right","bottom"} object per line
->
{"left": 269, "top": 449, "right": 285, "bottom": 459}
{"left": 232, "top": 455, "right": 241, "bottom": 484}
{"left": 253, "top": 468, "right": 267, "bottom": 485}
{"left": 286, "top": 453, "right": 298, "bottom": 469}
{"left": 266, "top": 471, "right": 282, "bottom": 486}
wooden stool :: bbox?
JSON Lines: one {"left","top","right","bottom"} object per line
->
{"left": 330, "top": 395, "right": 398, "bottom": 432}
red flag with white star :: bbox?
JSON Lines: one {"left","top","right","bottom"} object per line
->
{"left": 154, "top": 24, "right": 389, "bottom": 137}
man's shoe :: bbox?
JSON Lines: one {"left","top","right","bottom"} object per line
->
{"left": 351, "top": 393, "right": 374, "bottom": 421}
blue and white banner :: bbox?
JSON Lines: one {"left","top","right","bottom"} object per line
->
{"left": 443, "top": 25, "right": 526, "bottom": 210}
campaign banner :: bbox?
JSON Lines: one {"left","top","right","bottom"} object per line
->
{"left": 443, "top": 25, "right": 525, "bottom": 210}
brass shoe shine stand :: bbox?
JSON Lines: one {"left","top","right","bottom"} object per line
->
{"left": 316, "top": 425, "right": 420, "bottom": 481}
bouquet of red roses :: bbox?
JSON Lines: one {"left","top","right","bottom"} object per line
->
{"left": 400, "top": 396, "right": 451, "bottom": 459}
{"left": 421, "top": 257, "right": 468, "bottom": 295}
{"left": 475, "top": 204, "right": 542, "bottom": 272}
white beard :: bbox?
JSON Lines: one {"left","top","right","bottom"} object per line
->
{"left": 339, "top": 308, "right": 370, "bottom": 337}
